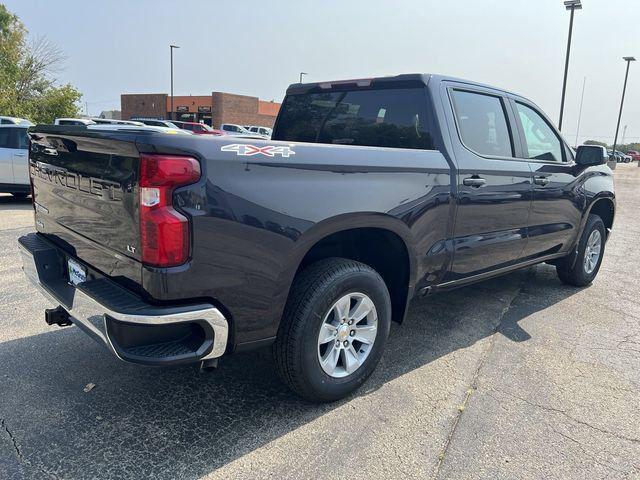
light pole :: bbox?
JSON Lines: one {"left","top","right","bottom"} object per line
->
{"left": 611, "top": 57, "right": 636, "bottom": 158}
{"left": 170, "top": 45, "right": 180, "bottom": 120}
{"left": 299, "top": 72, "right": 308, "bottom": 83}
{"left": 574, "top": 76, "right": 586, "bottom": 146}
{"left": 558, "top": 0, "right": 582, "bottom": 131}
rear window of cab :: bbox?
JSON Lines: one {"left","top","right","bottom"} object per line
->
{"left": 273, "top": 87, "right": 435, "bottom": 150}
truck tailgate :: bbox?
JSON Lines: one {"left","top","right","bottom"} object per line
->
{"left": 29, "top": 127, "right": 143, "bottom": 286}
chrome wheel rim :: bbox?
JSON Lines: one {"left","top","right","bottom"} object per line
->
{"left": 317, "top": 292, "right": 378, "bottom": 378}
{"left": 583, "top": 229, "right": 602, "bottom": 275}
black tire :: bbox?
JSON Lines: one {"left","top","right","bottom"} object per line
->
{"left": 556, "top": 214, "right": 606, "bottom": 287}
{"left": 274, "top": 258, "right": 391, "bottom": 402}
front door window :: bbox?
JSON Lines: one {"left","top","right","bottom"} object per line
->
{"left": 515, "top": 103, "right": 563, "bottom": 162}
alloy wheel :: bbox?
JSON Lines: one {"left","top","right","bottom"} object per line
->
{"left": 583, "top": 229, "right": 602, "bottom": 275}
{"left": 317, "top": 292, "right": 378, "bottom": 378}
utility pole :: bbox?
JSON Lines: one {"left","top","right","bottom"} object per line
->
{"left": 558, "top": 0, "right": 582, "bottom": 131}
{"left": 611, "top": 57, "right": 636, "bottom": 158}
{"left": 170, "top": 45, "right": 180, "bottom": 120}
{"left": 574, "top": 76, "right": 586, "bottom": 146}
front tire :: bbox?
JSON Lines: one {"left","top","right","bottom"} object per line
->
{"left": 274, "top": 258, "right": 391, "bottom": 402}
{"left": 556, "top": 214, "right": 606, "bottom": 286}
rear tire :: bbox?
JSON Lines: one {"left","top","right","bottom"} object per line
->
{"left": 556, "top": 214, "right": 606, "bottom": 287}
{"left": 274, "top": 258, "right": 391, "bottom": 402}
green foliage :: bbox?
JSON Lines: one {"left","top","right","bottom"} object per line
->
{"left": 28, "top": 83, "right": 82, "bottom": 122}
{"left": 615, "top": 142, "right": 640, "bottom": 153}
{"left": 0, "top": 3, "right": 81, "bottom": 123}
{"left": 584, "top": 140, "right": 608, "bottom": 147}
{"left": 584, "top": 139, "right": 640, "bottom": 152}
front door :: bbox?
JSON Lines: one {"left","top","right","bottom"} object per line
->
{"left": 510, "top": 100, "right": 583, "bottom": 259}
{"left": 442, "top": 85, "right": 533, "bottom": 281}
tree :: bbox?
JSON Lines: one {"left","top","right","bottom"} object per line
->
{"left": 584, "top": 140, "right": 608, "bottom": 148}
{"left": 0, "top": 4, "right": 82, "bottom": 123}
{"left": 584, "top": 139, "right": 640, "bottom": 152}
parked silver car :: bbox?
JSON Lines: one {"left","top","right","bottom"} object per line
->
{"left": 0, "top": 116, "right": 33, "bottom": 126}
{"left": 220, "top": 123, "right": 253, "bottom": 135}
{"left": 0, "top": 125, "right": 30, "bottom": 196}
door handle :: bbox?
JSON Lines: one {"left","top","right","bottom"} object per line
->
{"left": 533, "top": 176, "right": 550, "bottom": 186}
{"left": 463, "top": 176, "right": 486, "bottom": 188}
{"left": 14, "top": 152, "right": 27, "bottom": 157}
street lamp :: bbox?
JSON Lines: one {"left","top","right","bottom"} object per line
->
{"left": 170, "top": 45, "right": 180, "bottom": 120}
{"left": 558, "top": 0, "right": 582, "bottom": 131}
{"left": 611, "top": 57, "right": 636, "bottom": 158}
{"left": 574, "top": 76, "right": 586, "bottom": 146}
{"left": 299, "top": 72, "right": 308, "bottom": 83}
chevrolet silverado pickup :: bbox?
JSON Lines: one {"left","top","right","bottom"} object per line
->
{"left": 20, "top": 74, "right": 615, "bottom": 402}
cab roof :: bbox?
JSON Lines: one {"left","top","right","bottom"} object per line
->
{"left": 286, "top": 73, "right": 520, "bottom": 98}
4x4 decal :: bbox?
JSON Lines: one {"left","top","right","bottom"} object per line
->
{"left": 221, "top": 143, "right": 296, "bottom": 158}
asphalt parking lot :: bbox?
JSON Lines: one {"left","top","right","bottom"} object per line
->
{"left": 1, "top": 163, "right": 638, "bottom": 480}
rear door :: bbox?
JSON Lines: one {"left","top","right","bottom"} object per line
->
{"left": 509, "top": 99, "right": 583, "bottom": 258}
{"left": 0, "top": 128, "right": 14, "bottom": 183}
{"left": 11, "top": 127, "right": 29, "bottom": 184}
{"left": 442, "top": 83, "right": 533, "bottom": 280}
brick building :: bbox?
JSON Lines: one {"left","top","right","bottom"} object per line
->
{"left": 121, "top": 92, "right": 281, "bottom": 128}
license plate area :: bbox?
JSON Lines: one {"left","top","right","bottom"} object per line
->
{"left": 67, "top": 258, "right": 87, "bottom": 286}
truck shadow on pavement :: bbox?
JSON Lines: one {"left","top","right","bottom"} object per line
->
{"left": 0, "top": 264, "right": 580, "bottom": 479}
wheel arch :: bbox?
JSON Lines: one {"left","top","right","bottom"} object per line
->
{"left": 563, "top": 194, "right": 615, "bottom": 270}
{"left": 287, "top": 214, "right": 417, "bottom": 325}
{"left": 586, "top": 196, "right": 615, "bottom": 238}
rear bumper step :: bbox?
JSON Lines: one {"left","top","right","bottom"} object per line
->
{"left": 18, "top": 233, "right": 228, "bottom": 366}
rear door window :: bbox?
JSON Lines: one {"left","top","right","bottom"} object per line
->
{"left": 273, "top": 87, "right": 434, "bottom": 150}
{"left": 450, "top": 89, "right": 513, "bottom": 158}
{"left": 0, "top": 129, "right": 12, "bottom": 148}
{"left": 15, "top": 128, "right": 29, "bottom": 149}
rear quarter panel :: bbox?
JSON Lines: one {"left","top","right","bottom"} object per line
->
{"left": 138, "top": 135, "right": 453, "bottom": 346}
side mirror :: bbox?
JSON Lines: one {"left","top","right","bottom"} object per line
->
{"left": 575, "top": 145, "right": 607, "bottom": 166}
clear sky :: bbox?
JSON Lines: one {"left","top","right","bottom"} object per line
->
{"left": 5, "top": 0, "right": 639, "bottom": 144}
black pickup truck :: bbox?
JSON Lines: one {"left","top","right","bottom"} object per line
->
{"left": 20, "top": 74, "right": 614, "bottom": 402}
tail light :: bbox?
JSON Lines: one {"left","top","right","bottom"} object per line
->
{"left": 139, "top": 154, "right": 201, "bottom": 267}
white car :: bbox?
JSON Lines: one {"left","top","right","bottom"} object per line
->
{"left": 90, "top": 118, "right": 145, "bottom": 126}
{"left": 0, "top": 116, "right": 33, "bottom": 126}
{"left": 132, "top": 118, "right": 180, "bottom": 128}
{"left": 86, "top": 124, "right": 192, "bottom": 135}
{"left": 54, "top": 118, "right": 96, "bottom": 126}
{"left": 248, "top": 126, "right": 273, "bottom": 137}
{"left": 220, "top": 123, "right": 253, "bottom": 135}
{"left": 0, "top": 125, "right": 30, "bottom": 197}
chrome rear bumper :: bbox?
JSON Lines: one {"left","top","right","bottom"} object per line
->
{"left": 19, "top": 233, "right": 228, "bottom": 365}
